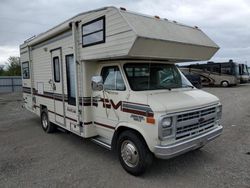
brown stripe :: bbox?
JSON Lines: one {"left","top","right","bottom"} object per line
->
{"left": 23, "top": 90, "right": 31, "bottom": 94}
{"left": 48, "top": 110, "right": 77, "bottom": 122}
{"left": 66, "top": 116, "right": 77, "bottom": 122}
{"left": 23, "top": 88, "right": 154, "bottom": 117}
{"left": 122, "top": 108, "right": 154, "bottom": 117}
{"left": 94, "top": 121, "right": 115, "bottom": 130}
{"left": 84, "top": 121, "right": 92, "bottom": 125}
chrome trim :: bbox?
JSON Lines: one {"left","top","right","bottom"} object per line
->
{"left": 91, "top": 138, "right": 111, "bottom": 150}
{"left": 154, "top": 125, "right": 223, "bottom": 159}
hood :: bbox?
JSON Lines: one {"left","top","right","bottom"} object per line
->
{"left": 129, "top": 89, "right": 220, "bottom": 114}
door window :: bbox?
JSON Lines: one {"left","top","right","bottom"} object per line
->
{"left": 53, "top": 57, "right": 60, "bottom": 82}
{"left": 66, "top": 55, "right": 76, "bottom": 105}
{"left": 101, "top": 66, "right": 125, "bottom": 91}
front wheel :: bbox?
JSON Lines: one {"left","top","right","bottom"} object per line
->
{"left": 117, "top": 131, "right": 153, "bottom": 176}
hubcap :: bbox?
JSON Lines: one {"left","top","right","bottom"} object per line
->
{"left": 42, "top": 114, "right": 48, "bottom": 129}
{"left": 121, "top": 140, "right": 139, "bottom": 168}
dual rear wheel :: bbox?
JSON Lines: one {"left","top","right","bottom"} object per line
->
{"left": 41, "top": 111, "right": 56, "bottom": 133}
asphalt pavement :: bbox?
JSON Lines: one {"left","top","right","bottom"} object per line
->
{"left": 0, "top": 85, "right": 250, "bottom": 188}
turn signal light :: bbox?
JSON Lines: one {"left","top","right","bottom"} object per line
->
{"left": 147, "top": 117, "right": 155, "bottom": 124}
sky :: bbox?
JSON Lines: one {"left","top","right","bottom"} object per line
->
{"left": 0, "top": 0, "right": 250, "bottom": 66}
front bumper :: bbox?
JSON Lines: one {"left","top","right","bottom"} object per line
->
{"left": 154, "top": 125, "right": 223, "bottom": 159}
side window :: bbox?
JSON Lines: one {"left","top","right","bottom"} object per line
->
{"left": 221, "top": 66, "right": 231, "bottom": 75}
{"left": 22, "top": 62, "right": 30, "bottom": 79}
{"left": 66, "top": 55, "right": 76, "bottom": 105}
{"left": 53, "top": 57, "right": 60, "bottom": 82}
{"left": 82, "top": 16, "right": 105, "bottom": 47}
{"left": 101, "top": 66, "right": 125, "bottom": 91}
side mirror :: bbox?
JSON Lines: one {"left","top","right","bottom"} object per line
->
{"left": 91, "top": 76, "right": 103, "bottom": 91}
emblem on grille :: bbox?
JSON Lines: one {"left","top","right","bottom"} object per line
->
{"left": 198, "top": 117, "right": 205, "bottom": 123}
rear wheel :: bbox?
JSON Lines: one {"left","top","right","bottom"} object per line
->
{"left": 41, "top": 111, "right": 56, "bottom": 133}
{"left": 117, "top": 130, "right": 153, "bottom": 176}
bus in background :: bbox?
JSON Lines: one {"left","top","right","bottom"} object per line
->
{"left": 180, "top": 60, "right": 240, "bottom": 87}
{"left": 239, "top": 63, "right": 250, "bottom": 83}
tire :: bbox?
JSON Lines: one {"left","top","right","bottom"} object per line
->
{"left": 221, "top": 81, "right": 229, "bottom": 87}
{"left": 117, "top": 130, "right": 153, "bottom": 176}
{"left": 41, "top": 111, "right": 56, "bottom": 133}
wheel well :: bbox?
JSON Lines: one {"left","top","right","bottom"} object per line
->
{"left": 221, "top": 80, "right": 229, "bottom": 84}
{"left": 111, "top": 126, "right": 148, "bottom": 152}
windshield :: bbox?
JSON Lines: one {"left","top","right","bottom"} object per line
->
{"left": 124, "top": 63, "right": 192, "bottom": 91}
{"left": 242, "top": 65, "right": 249, "bottom": 75}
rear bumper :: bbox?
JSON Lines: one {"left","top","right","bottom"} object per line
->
{"left": 154, "top": 125, "right": 223, "bottom": 159}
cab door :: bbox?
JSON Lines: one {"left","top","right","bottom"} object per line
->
{"left": 51, "top": 48, "right": 65, "bottom": 125}
{"left": 92, "top": 65, "right": 128, "bottom": 133}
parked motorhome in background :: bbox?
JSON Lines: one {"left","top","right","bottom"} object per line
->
{"left": 181, "top": 72, "right": 202, "bottom": 89}
{"left": 239, "top": 63, "right": 250, "bottom": 83}
{"left": 20, "top": 6, "right": 223, "bottom": 175}
{"left": 180, "top": 60, "right": 240, "bottom": 87}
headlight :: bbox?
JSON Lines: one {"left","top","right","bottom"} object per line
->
{"left": 216, "top": 105, "right": 222, "bottom": 113}
{"left": 216, "top": 104, "right": 222, "bottom": 120}
{"left": 162, "top": 117, "right": 172, "bottom": 128}
{"left": 159, "top": 117, "right": 173, "bottom": 139}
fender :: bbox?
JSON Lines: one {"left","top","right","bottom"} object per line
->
{"left": 111, "top": 121, "right": 158, "bottom": 152}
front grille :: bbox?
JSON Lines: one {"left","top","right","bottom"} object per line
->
{"left": 177, "top": 107, "right": 216, "bottom": 122}
{"left": 175, "top": 107, "right": 216, "bottom": 140}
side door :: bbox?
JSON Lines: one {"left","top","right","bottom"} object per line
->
{"left": 92, "top": 65, "right": 128, "bottom": 132}
{"left": 51, "top": 48, "right": 65, "bottom": 125}
{"left": 21, "top": 61, "right": 33, "bottom": 110}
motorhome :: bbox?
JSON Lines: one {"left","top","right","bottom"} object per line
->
{"left": 180, "top": 60, "right": 240, "bottom": 87}
{"left": 20, "top": 7, "right": 223, "bottom": 175}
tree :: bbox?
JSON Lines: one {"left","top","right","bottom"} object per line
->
{"left": 0, "top": 64, "right": 5, "bottom": 76}
{"left": 5, "top": 56, "right": 21, "bottom": 76}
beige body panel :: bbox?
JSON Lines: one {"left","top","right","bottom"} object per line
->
{"left": 20, "top": 7, "right": 221, "bottom": 152}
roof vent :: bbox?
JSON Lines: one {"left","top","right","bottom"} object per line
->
{"left": 120, "top": 7, "right": 126, "bottom": 11}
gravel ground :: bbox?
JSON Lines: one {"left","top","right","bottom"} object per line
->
{"left": 0, "top": 86, "right": 250, "bottom": 188}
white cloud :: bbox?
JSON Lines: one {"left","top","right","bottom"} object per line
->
{"left": 0, "top": 46, "right": 19, "bottom": 65}
{"left": 0, "top": 0, "right": 249, "bottom": 66}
